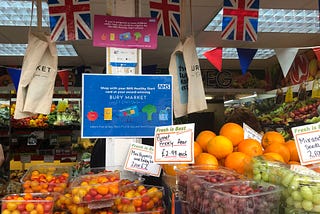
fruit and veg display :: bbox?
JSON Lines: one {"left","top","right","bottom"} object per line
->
{"left": 0, "top": 103, "right": 9, "bottom": 127}
{"left": 69, "top": 171, "right": 121, "bottom": 204}
{"left": 200, "top": 180, "right": 281, "bottom": 214}
{"left": 161, "top": 121, "right": 313, "bottom": 213}
{"left": 54, "top": 174, "right": 164, "bottom": 214}
{"left": 1, "top": 193, "right": 54, "bottom": 214}
{"left": 10, "top": 99, "right": 81, "bottom": 128}
{"left": 256, "top": 98, "right": 320, "bottom": 126}
{"left": 114, "top": 184, "right": 164, "bottom": 213}
{"left": 21, "top": 165, "right": 70, "bottom": 193}
{"left": 248, "top": 156, "right": 320, "bottom": 213}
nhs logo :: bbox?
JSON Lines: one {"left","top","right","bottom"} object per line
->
{"left": 157, "top": 84, "right": 171, "bottom": 90}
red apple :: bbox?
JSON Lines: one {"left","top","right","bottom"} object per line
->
{"left": 142, "top": 195, "right": 150, "bottom": 202}
{"left": 17, "top": 203, "right": 26, "bottom": 211}
{"left": 94, "top": 194, "right": 103, "bottom": 201}
{"left": 43, "top": 203, "right": 53, "bottom": 212}
{"left": 139, "top": 188, "right": 147, "bottom": 195}
{"left": 89, "top": 188, "right": 98, "bottom": 197}
{"left": 84, "top": 194, "right": 93, "bottom": 202}
{"left": 121, "top": 198, "right": 131, "bottom": 205}
{"left": 104, "top": 193, "right": 113, "bottom": 200}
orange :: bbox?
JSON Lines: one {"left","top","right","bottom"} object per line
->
{"left": 161, "top": 164, "right": 189, "bottom": 176}
{"left": 261, "top": 131, "right": 285, "bottom": 149}
{"left": 237, "top": 139, "right": 263, "bottom": 157}
{"left": 31, "top": 170, "right": 40, "bottom": 177}
{"left": 109, "top": 183, "right": 119, "bottom": 195}
{"left": 206, "top": 135, "right": 233, "bottom": 160}
{"left": 53, "top": 186, "right": 64, "bottom": 193}
{"left": 36, "top": 204, "right": 44, "bottom": 214}
{"left": 288, "top": 161, "right": 300, "bottom": 165}
{"left": 263, "top": 142, "right": 291, "bottom": 163}
{"left": 26, "top": 203, "right": 35, "bottom": 212}
{"left": 194, "top": 153, "right": 219, "bottom": 169}
{"left": 219, "top": 122, "right": 244, "bottom": 146}
{"left": 23, "top": 180, "right": 31, "bottom": 189}
{"left": 24, "top": 188, "right": 33, "bottom": 193}
{"left": 262, "top": 152, "right": 285, "bottom": 163}
{"left": 196, "top": 130, "right": 216, "bottom": 152}
{"left": 224, "top": 152, "right": 251, "bottom": 174}
{"left": 194, "top": 141, "right": 203, "bottom": 158}
{"left": 285, "top": 140, "right": 300, "bottom": 162}
{"left": 96, "top": 185, "right": 109, "bottom": 195}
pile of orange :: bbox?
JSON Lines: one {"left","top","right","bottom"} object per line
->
{"left": 163, "top": 123, "right": 301, "bottom": 176}
{"left": 191, "top": 123, "right": 254, "bottom": 174}
{"left": 190, "top": 123, "right": 301, "bottom": 175}
{"left": 261, "top": 132, "right": 300, "bottom": 164}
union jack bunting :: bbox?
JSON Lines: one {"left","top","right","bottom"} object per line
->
{"left": 221, "top": 0, "right": 259, "bottom": 42}
{"left": 48, "top": 0, "right": 92, "bottom": 41}
{"left": 149, "top": 0, "right": 180, "bottom": 37}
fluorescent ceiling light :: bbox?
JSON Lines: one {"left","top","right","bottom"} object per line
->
{"left": 197, "top": 47, "right": 275, "bottom": 59}
{"left": 239, "top": 93, "right": 257, "bottom": 100}
{"left": 0, "top": 44, "right": 78, "bottom": 56}
{"left": 205, "top": 8, "right": 320, "bottom": 33}
{"left": 224, "top": 99, "right": 235, "bottom": 104}
{"left": 205, "top": 96, "right": 213, "bottom": 100}
{"left": 0, "top": 0, "right": 49, "bottom": 26}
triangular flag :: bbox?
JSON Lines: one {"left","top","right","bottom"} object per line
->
{"left": 275, "top": 48, "right": 298, "bottom": 77}
{"left": 237, "top": 48, "right": 257, "bottom": 74}
{"left": 7, "top": 68, "right": 21, "bottom": 91}
{"left": 203, "top": 47, "right": 222, "bottom": 72}
{"left": 58, "top": 70, "right": 69, "bottom": 92}
{"left": 313, "top": 47, "right": 320, "bottom": 61}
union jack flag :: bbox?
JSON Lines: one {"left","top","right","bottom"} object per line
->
{"left": 48, "top": 0, "right": 92, "bottom": 41}
{"left": 221, "top": 0, "right": 259, "bottom": 42}
{"left": 149, "top": 0, "right": 180, "bottom": 37}
{"left": 318, "top": 0, "right": 320, "bottom": 21}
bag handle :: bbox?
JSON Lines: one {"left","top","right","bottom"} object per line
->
{"left": 180, "top": 0, "right": 193, "bottom": 40}
{"left": 30, "top": 0, "right": 43, "bottom": 32}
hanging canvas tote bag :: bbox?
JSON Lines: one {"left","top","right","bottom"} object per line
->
{"left": 169, "top": 35, "right": 207, "bottom": 118}
{"left": 14, "top": 0, "right": 58, "bottom": 119}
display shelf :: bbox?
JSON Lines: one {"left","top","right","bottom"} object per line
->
{"left": 0, "top": 92, "right": 83, "bottom": 175}
{"left": 9, "top": 160, "right": 76, "bottom": 171}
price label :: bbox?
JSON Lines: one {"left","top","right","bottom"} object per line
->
{"left": 124, "top": 143, "right": 161, "bottom": 177}
{"left": 20, "top": 154, "right": 31, "bottom": 163}
{"left": 243, "top": 123, "right": 262, "bottom": 142}
{"left": 290, "top": 164, "right": 320, "bottom": 177}
{"left": 44, "top": 155, "right": 54, "bottom": 163}
{"left": 154, "top": 123, "right": 194, "bottom": 164}
{"left": 292, "top": 122, "right": 320, "bottom": 165}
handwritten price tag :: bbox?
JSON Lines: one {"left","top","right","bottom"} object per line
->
{"left": 154, "top": 123, "right": 194, "bottom": 164}
{"left": 292, "top": 122, "right": 320, "bottom": 165}
{"left": 124, "top": 143, "right": 161, "bottom": 177}
{"left": 243, "top": 123, "right": 262, "bottom": 142}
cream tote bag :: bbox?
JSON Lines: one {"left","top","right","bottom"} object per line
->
{"left": 14, "top": 0, "right": 58, "bottom": 119}
{"left": 169, "top": 35, "right": 207, "bottom": 118}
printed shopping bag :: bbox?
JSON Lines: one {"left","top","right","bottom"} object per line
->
{"left": 14, "top": 31, "right": 58, "bottom": 119}
{"left": 169, "top": 35, "right": 207, "bottom": 118}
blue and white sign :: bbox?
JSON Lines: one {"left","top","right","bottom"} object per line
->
{"left": 82, "top": 74, "right": 173, "bottom": 138}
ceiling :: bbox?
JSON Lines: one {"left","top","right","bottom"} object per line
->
{"left": 0, "top": 0, "right": 319, "bottom": 72}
